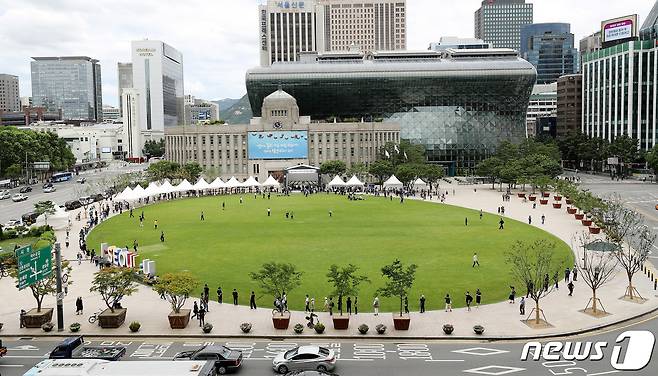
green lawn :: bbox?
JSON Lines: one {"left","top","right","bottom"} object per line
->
{"left": 87, "top": 194, "right": 572, "bottom": 312}
{"left": 0, "top": 237, "right": 38, "bottom": 256}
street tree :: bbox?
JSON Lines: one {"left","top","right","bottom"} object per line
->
{"left": 154, "top": 272, "right": 199, "bottom": 314}
{"left": 320, "top": 160, "right": 347, "bottom": 177}
{"left": 326, "top": 264, "right": 370, "bottom": 316}
{"left": 476, "top": 157, "right": 502, "bottom": 189}
{"left": 573, "top": 232, "right": 619, "bottom": 315}
{"left": 418, "top": 164, "right": 444, "bottom": 191}
{"left": 346, "top": 163, "right": 368, "bottom": 180}
{"left": 368, "top": 160, "right": 394, "bottom": 184}
{"left": 180, "top": 162, "right": 203, "bottom": 182}
{"left": 506, "top": 239, "right": 565, "bottom": 325}
{"left": 89, "top": 267, "right": 138, "bottom": 313}
{"left": 250, "top": 262, "right": 303, "bottom": 316}
{"left": 395, "top": 163, "right": 420, "bottom": 185}
{"left": 34, "top": 201, "right": 56, "bottom": 226}
{"left": 143, "top": 139, "right": 165, "bottom": 158}
{"left": 646, "top": 144, "right": 658, "bottom": 181}
{"left": 377, "top": 259, "right": 418, "bottom": 317}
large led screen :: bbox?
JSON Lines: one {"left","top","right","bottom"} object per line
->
{"left": 248, "top": 131, "right": 308, "bottom": 159}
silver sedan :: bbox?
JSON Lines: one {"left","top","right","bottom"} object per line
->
{"left": 272, "top": 346, "right": 336, "bottom": 374}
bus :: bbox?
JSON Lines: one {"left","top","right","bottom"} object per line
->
{"left": 51, "top": 172, "right": 73, "bottom": 183}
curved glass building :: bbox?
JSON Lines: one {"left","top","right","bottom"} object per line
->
{"left": 246, "top": 50, "right": 536, "bottom": 172}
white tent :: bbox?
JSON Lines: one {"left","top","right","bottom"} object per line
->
{"left": 132, "top": 184, "right": 146, "bottom": 198}
{"left": 327, "top": 175, "right": 346, "bottom": 187}
{"left": 209, "top": 177, "right": 226, "bottom": 189}
{"left": 261, "top": 175, "right": 281, "bottom": 188}
{"left": 346, "top": 175, "right": 364, "bottom": 187}
{"left": 413, "top": 178, "right": 428, "bottom": 189}
{"left": 115, "top": 186, "right": 133, "bottom": 201}
{"left": 143, "top": 182, "right": 161, "bottom": 197}
{"left": 242, "top": 176, "right": 261, "bottom": 188}
{"left": 175, "top": 179, "right": 194, "bottom": 192}
{"left": 193, "top": 178, "right": 211, "bottom": 191}
{"left": 159, "top": 180, "right": 175, "bottom": 194}
{"left": 225, "top": 177, "right": 242, "bottom": 188}
{"left": 383, "top": 175, "right": 404, "bottom": 189}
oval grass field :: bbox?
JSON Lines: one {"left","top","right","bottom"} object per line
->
{"left": 87, "top": 194, "right": 573, "bottom": 312}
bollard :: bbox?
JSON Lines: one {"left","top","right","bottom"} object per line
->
{"left": 655, "top": 279, "right": 657, "bottom": 291}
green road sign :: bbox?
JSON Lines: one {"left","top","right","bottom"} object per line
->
{"left": 16, "top": 245, "right": 53, "bottom": 290}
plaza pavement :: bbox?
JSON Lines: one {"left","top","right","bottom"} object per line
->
{"left": 0, "top": 180, "right": 657, "bottom": 339}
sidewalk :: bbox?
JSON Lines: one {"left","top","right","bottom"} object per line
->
{"left": 0, "top": 182, "right": 656, "bottom": 339}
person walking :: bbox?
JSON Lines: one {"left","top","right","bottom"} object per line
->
{"left": 528, "top": 215, "right": 532, "bottom": 225}
{"left": 267, "top": 208, "right": 271, "bottom": 217}
{"left": 232, "top": 289, "right": 238, "bottom": 305}
{"left": 133, "top": 239, "right": 138, "bottom": 253}
{"left": 553, "top": 271, "right": 559, "bottom": 290}
{"left": 404, "top": 296, "right": 409, "bottom": 314}
{"left": 472, "top": 253, "right": 479, "bottom": 267}
{"left": 479, "top": 210, "right": 483, "bottom": 220}
{"left": 465, "top": 291, "right": 473, "bottom": 311}
{"left": 310, "top": 297, "right": 315, "bottom": 312}
{"left": 499, "top": 218, "right": 505, "bottom": 230}
{"left": 160, "top": 231, "right": 165, "bottom": 242}
{"left": 139, "top": 217, "right": 144, "bottom": 227}
{"left": 475, "top": 288, "right": 482, "bottom": 307}
{"left": 444, "top": 294, "right": 452, "bottom": 312}
{"left": 323, "top": 297, "right": 329, "bottom": 311}
{"left": 508, "top": 286, "right": 516, "bottom": 303}
{"left": 203, "top": 284, "right": 209, "bottom": 300}
{"left": 328, "top": 297, "right": 334, "bottom": 316}
{"left": 154, "top": 219, "right": 158, "bottom": 229}
{"left": 217, "top": 286, "right": 223, "bottom": 304}
{"left": 354, "top": 296, "right": 358, "bottom": 315}
{"left": 346, "top": 296, "right": 352, "bottom": 315}
{"left": 568, "top": 281, "right": 574, "bottom": 296}
{"left": 373, "top": 296, "right": 380, "bottom": 316}
{"left": 564, "top": 267, "right": 571, "bottom": 282}
{"left": 305, "top": 295, "right": 310, "bottom": 312}
{"left": 519, "top": 296, "right": 526, "bottom": 315}
{"left": 250, "top": 291, "right": 257, "bottom": 309}
{"left": 465, "top": 217, "right": 468, "bottom": 226}
{"left": 200, "top": 211, "right": 205, "bottom": 221}
{"left": 75, "top": 297, "right": 83, "bottom": 315}
{"left": 541, "top": 214, "right": 546, "bottom": 225}
{"left": 198, "top": 306, "right": 206, "bottom": 327}
{"left": 572, "top": 266, "right": 578, "bottom": 281}
{"left": 192, "top": 301, "right": 199, "bottom": 319}
{"left": 419, "top": 294, "right": 426, "bottom": 313}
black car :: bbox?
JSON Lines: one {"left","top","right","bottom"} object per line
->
{"left": 19, "top": 186, "right": 32, "bottom": 193}
{"left": 64, "top": 200, "right": 82, "bottom": 211}
{"left": 174, "top": 345, "right": 243, "bottom": 375}
{"left": 21, "top": 212, "right": 39, "bottom": 225}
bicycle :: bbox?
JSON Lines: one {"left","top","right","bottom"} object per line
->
{"left": 88, "top": 308, "right": 104, "bottom": 324}
{"left": 0, "top": 264, "right": 9, "bottom": 278}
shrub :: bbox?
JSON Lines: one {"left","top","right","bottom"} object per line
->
{"left": 442, "top": 324, "right": 454, "bottom": 335}
{"left": 293, "top": 323, "right": 304, "bottom": 334}
{"left": 240, "top": 323, "right": 252, "bottom": 333}
{"left": 375, "top": 324, "right": 386, "bottom": 335}
{"left": 314, "top": 322, "right": 325, "bottom": 334}
{"left": 203, "top": 323, "right": 213, "bottom": 333}
{"left": 70, "top": 322, "right": 81, "bottom": 332}
{"left": 129, "top": 321, "right": 141, "bottom": 332}
{"left": 358, "top": 324, "right": 369, "bottom": 334}
{"left": 473, "top": 325, "right": 485, "bottom": 335}
{"left": 42, "top": 322, "right": 54, "bottom": 332}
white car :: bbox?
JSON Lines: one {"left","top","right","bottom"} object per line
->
{"left": 3, "top": 219, "right": 22, "bottom": 230}
{"left": 43, "top": 186, "right": 57, "bottom": 193}
{"left": 76, "top": 178, "right": 86, "bottom": 184}
{"left": 11, "top": 193, "right": 28, "bottom": 202}
{"left": 0, "top": 191, "right": 10, "bottom": 200}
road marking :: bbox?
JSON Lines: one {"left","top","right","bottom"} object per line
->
{"left": 3, "top": 355, "right": 46, "bottom": 359}
{"left": 8, "top": 345, "right": 39, "bottom": 351}
{"left": 463, "top": 365, "right": 525, "bottom": 375}
{"left": 453, "top": 348, "right": 510, "bottom": 356}
{"left": 0, "top": 365, "right": 25, "bottom": 368}
{"left": 426, "top": 359, "right": 465, "bottom": 362}
{"left": 588, "top": 371, "right": 620, "bottom": 376}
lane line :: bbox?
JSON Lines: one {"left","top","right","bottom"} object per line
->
{"left": 425, "top": 359, "right": 465, "bottom": 362}
{"left": 0, "top": 365, "right": 25, "bottom": 368}
{"left": 588, "top": 371, "right": 620, "bottom": 376}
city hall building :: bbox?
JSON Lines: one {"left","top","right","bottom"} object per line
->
{"left": 165, "top": 89, "right": 399, "bottom": 182}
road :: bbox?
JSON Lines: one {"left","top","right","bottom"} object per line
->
{"left": 1, "top": 312, "right": 656, "bottom": 376}
{"left": 0, "top": 163, "right": 144, "bottom": 225}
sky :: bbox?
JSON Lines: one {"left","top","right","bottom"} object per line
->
{"left": 0, "top": 0, "right": 654, "bottom": 107}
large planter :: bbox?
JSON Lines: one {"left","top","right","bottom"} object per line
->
{"left": 98, "top": 308, "right": 127, "bottom": 329}
{"left": 528, "top": 196, "right": 537, "bottom": 201}
{"left": 332, "top": 316, "right": 350, "bottom": 330}
{"left": 575, "top": 213, "right": 585, "bottom": 220}
{"left": 168, "top": 309, "right": 191, "bottom": 329}
{"left": 553, "top": 203, "right": 562, "bottom": 209}
{"left": 272, "top": 312, "right": 291, "bottom": 330}
{"left": 442, "top": 324, "right": 454, "bottom": 335}
{"left": 582, "top": 219, "right": 593, "bottom": 226}
{"left": 517, "top": 193, "right": 526, "bottom": 198}
{"left": 542, "top": 192, "right": 550, "bottom": 198}
{"left": 554, "top": 196, "right": 562, "bottom": 201}
{"left": 567, "top": 208, "right": 577, "bottom": 214}
{"left": 23, "top": 308, "right": 53, "bottom": 328}
{"left": 589, "top": 227, "right": 601, "bottom": 234}
{"left": 392, "top": 315, "right": 410, "bottom": 331}
{"left": 540, "top": 199, "right": 549, "bottom": 205}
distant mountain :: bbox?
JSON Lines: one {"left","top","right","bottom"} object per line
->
{"left": 213, "top": 98, "right": 240, "bottom": 111}
{"left": 218, "top": 94, "right": 253, "bottom": 124}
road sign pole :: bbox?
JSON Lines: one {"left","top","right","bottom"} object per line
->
{"left": 55, "top": 243, "right": 64, "bottom": 332}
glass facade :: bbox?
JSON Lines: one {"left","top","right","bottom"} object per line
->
{"left": 474, "top": 0, "right": 533, "bottom": 51}
{"left": 162, "top": 44, "right": 184, "bottom": 127}
{"left": 246, "top": 56, "right": 536, "bottom": 171}
{"left": 31, "top": 57, "right": 102, "bottom": 121}
{"left": 521, "top": 23, "right": 578, "bottom": 84}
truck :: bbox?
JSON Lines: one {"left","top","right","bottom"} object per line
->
{"left": 48, "top": 336, "right": 126, "bottom": 361}
{"left": 23, "top": 359, "right": 217, "bottom": 376}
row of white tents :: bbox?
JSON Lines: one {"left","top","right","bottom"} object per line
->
{"left": 115, "top": 175, "right": 281, "bottom": 202}
{"left": 327, "top": 175, "right": 428, "bottom": 190}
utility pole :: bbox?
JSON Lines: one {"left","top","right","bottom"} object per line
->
{"left": 55, "top": 243, "right": 64, "bottom": 332}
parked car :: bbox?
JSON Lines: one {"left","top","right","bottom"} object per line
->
{"left": 272, "top": 346, "right": 336, "bottom": 374}
{"left": 0, "top": 191, "right": 10, "bottom": 200}
{"left": 79, "top": 196, "right": 94, "bottom": 206}
{"left": 19, "top": 186, "right": 33, "bottom": 193}
{"left": 77, "top": 177, "right": 87, "bottom": 184}
{"left": 49, "top": 336, "right": 126, "bottom": 361}
{"left": 43, "top": 182, "right": 53, "bottom": 189}
{"left": 3, "top": 219, "right": 22, "bottom": 230}
{"left": 283, "top": 371, "right": 336, "bottom": 376}
{"left": 22, "top": 212, "right": 39, "bottom": 225}
{"left": 0, "top": 339, "right": 6, "bottom": 358}
{"left": 43, "top": 186, "right": 57, "bottom": 193}
{"left": 11, "top": 193, "right": 28, "bottom": 202}
{"left": 65, "top": 200, "right": 82, "bottom": 211}
{"left": 174, "top": 345, "right": 243, "bottom": 375}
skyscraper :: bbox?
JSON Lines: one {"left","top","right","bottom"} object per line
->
{"left": 131, "top": 40, "right": 184, "bottom": 136}
{"left": 474, "top": 0, "right": 533, "bottom": 51}
{"left": 0, "top": 74, "right": 20, "bottom": 112}
{"left": 117, "top": 62, "right": 133, "bottom": 118}
{"left": 520, "top": 23, "right": 578, "bottom": 84}
{"left": 259, "top": 0, "right": 318, "bottom": 66}
{"left": 30, "top": 56, "right": 103, "bottom": 121}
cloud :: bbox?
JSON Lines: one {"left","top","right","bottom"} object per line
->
{"left": 0, "top": 0, "right": 653, "bottom": 107}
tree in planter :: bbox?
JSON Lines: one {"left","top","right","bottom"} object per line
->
{"left": 573, "top": 232, "right": 619, "bottom": 315}
{"left": 377, "top": 259, "right": 417, "bottom": 317}
{"left": 603, "top": 198, "right": 656, "bottom": 300}
{"left": 154, "top": 272, "right": 199, "bottom": 314}
{"left": 11, "top": 254, "right": 72, "bottom": 312}
{"left": 326, "top": 264, "right": 370, "bottom": 316}
{"left": 250, "top": 262, "right": 303, "bottom": 316}
{"left": 89, "top": 267, "right": 138, "bottom": 313}
{"left": 506, "top": 240, "right": 565, "bottom": 325}
{"left": 34, "top": 201, "right": 56, "bottom": 226}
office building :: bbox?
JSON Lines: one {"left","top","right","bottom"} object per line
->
{"left": 246, "top": 49, "right": 536, "bottom": 173}
{"left": 474, "top": 0, "right": 533, "bottom": 51}
{"left": 102, "top": 105, "right": 121, "bottom": 121}
{"left": 316, "top": 0, "right": 406, "bottom": 53}
{"left": 31, "top": 56, "right": 103, "bottom": 122}
{"left": 641, "top": 0, "right": 658, "bottom": 40}
{"left": 117, "top": 62, "right": 133, "bottom": 117}
{"left": 131, "top": 40, "right": 185, "bottom": 136}
{"left": 429, "top": 37, "right": 491, "bottom": 52}
{"left": 582, "top": 22, "right": 657, "bottom": 151}
{"left": 556, "top": 74, "right": 582, "bottom": 138}
{"left": 526, "top": 83, "right": 557, "bottom": 138}
{"left": 184, "top": 98, "right": 220, "bottom": 125}
{"left": 20, "top": 96, "right": 32, "bottom": 108}
{"left": 121, "top": 88, "right": 146, "bottom": 160}
{"left": 166, "top": 89, "right": 399, "bottom": 182}
{"left": 0, "top": 107, "right": 62, "bottom": 127}
{"left": 0, "top": 74, "right": 20, "bottom": 112}
{"left": 580, "top": 31, "right": 602, "bottom": 56}
{"left": 521, "top": 23, "right": 578, "bottom": 84}
{"left": 259, "top": 0, "right": 318, "bottom": 66}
